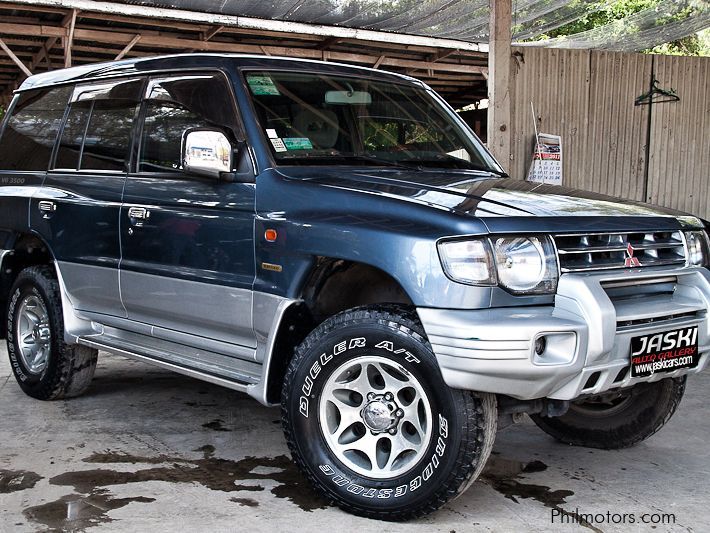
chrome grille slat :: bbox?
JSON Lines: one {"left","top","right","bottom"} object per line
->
{"left": 558, "top": 241, "right": 684, "bottom": 254}
{"left": 553, "top": 231, "right": 687, "bottom": 273}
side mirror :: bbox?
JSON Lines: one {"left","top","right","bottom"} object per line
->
{"left": 182, "top": 128, "right": 233, "bottom": 180}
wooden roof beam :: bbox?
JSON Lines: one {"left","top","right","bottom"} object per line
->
{"left": 426, "top": 80, "right": 480, "bottom": 87}
{"left": 4, "top": 0, "right": 488, "bottom": 52}
{"left": 30, "top": 38, "right": 55, "bottom": 70}
{"left": 1, "top": 44, "right": 155, "bottom": 63}
{"left": 30, "top": 9, "right": 78, "bottom": 72}
{"left": 114, "top": 34, "right": 141, "bottom": 60}
{"left": 203, "top": 25, "right": 224, "bottom": 41}
{"left": 431, "top": 49, "right": 459, "bottom": 62}
{"left": 0, "top": 22, "right": 488, "bottom": 75}
{"left": 0, "top": 37, "right": 32, "bottom": 77}
{"left": 317, "top": 37, "right": 341, "bottom": 50}
{"left": 0, "top": 2, "right": 66, "bottom": 15}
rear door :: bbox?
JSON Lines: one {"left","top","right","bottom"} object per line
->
{"left": 34, "top": 78, "right": 143, "bottom": 318}
{"left": 119, "top": 73, "right": 256, "bottom": 355}
{"left": 0, "top": 86, "right": 71, "bottom": 329}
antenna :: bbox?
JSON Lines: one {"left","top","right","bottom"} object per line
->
{"left": 531, "top": 101, "right": 542, "bottom": 176}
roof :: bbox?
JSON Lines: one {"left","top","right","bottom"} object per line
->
{"left": 9, "top": 0, "right": 705, "bottom": 50}
{"left": 18, "top": 53, "right": 424, "bottom": 92}
{"left": 2, "top": 0, "right": 704, "bottom": 106}
{"left": 0, "top": 1, "right": 489, "bottom": 107}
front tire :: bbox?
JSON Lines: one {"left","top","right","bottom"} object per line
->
{"left": 532, "top": 377, "right": 686, "bottom": 449}
{"left": 6, "top": 266, "right": 98, "bottom": 400}
{"left": 281, "top": 305, "right": 497, "bottom": 520}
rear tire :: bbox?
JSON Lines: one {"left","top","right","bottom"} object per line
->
{"left": 281, "top": 305, "right": 497, "bottom": 520}
{"left": 6, "top": 266, "right": 98, "bottom": 400}
{"left": 532, "top": 377, "right": 686, "bottom": 449}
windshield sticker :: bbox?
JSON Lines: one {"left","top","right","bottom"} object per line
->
{"left": 266, "top": 128, "right": 278, "bottom": 139}
{"left": 247, "top": 75, "right": 280, "bottom": 95}
{"left": 283, "top": 137, "right": 313, "bottom": 151}
{"left": 270, "top": 138, "right": 287, "bottom": 152}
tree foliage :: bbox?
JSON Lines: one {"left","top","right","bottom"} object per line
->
{"left": 529, "top": 0, "right": 709, "bottom": 56}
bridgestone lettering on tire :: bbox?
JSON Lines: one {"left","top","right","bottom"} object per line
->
{"left": 532, "top": 377, "right": 686, "bottom": 450}
{"left": 281, "top": 305, "right": 497, "bottom": 520}
{"left": 6, "top": 266, "right": 98, "bottom": 400}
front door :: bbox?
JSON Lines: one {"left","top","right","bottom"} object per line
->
{"left": 119, "top": 73, "right": 256, "bottom": 355}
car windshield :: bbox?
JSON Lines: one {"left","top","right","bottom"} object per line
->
{"left": 245, "top": 70, "right": 503, "bottom": 173}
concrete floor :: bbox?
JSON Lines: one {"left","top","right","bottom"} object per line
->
{"left": 1, "top": 345, "right": 708, "bottom": 533}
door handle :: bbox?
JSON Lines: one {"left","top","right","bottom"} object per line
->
{"left": 38, "top": 200, "right": 56, "bottom": 218}
{"left": 127, "top": 206, "right": 149, "bottom": 221}
{"left": 38, "top": 200, "right": 56, "bottom": 212}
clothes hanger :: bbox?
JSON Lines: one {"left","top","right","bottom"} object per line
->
{"left": 635, "top": 79, "right": 680, "bottom": 106}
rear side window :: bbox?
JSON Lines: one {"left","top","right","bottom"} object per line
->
{"left": 0, "top": 86, "right": 71, "bottom": 171}
{"left": 55, "top": 79, "right": 142, "bottom": 172}
{"left": 54, "top": 103, "right": 91, "bottom": 170}
{"left": 139, "top": 74, "right": 239, "bottom": 172}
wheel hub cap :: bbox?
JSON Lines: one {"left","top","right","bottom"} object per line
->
{"left": 16, "top": 294, "right": 51, "bottom": 375}
{"left": 319, "top": 355, "right": 432, "bottom": 479}
{"left": 361, "top": 394, "right": 401, "bottom": 433}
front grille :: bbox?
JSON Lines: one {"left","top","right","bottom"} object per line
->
{"left": 554, "top": 231, "right": 687, "bottom": 272}
{"left": 616, "top": 311, "right": 700, "bottom": 329}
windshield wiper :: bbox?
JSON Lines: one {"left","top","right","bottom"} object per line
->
{"left": 278, "top": 154, "right": 411, "bottom": 169}
{"left": 464, "top": 165, "right": 509, "bottom": 178}
{"left": 397, "top": 155, "right": 509, "bottom": 177}
{"left": 277, "top": 153, "right": 508, "bottom": 176}
{"left": 345, "top": 154, "right": 414, "bottom": 169}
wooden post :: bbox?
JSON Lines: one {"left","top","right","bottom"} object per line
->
{"left": 487, "top": 0, "right": 512, "bottom": 172}
{"left": 64, "top": 9, "right": 77, "bottom": 68}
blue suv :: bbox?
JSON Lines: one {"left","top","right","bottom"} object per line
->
{"left": 0, "top": 54, "right": 708, "bottom": 520}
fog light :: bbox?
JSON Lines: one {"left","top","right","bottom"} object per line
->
{"left": 533, "top": 332, "right": 577, "bottom": 365}
{"left": 534, "top": 336, "right": 547, "bottom": 355}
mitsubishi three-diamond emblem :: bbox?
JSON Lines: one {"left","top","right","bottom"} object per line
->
{"left": 624, "top": 242, "right": 641, "bottom": 267}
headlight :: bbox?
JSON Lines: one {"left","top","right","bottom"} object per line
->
{"left": 492, "top": 236, "right": 558, "bottom": 294}
{"left": 685, "top": 231, "right": 710, "bottom": 266}
{"left": 438, "top": 239, "right": 496, "bottom": 285}
{"left": 438, "top": 235, "right": 558, "bottom": 294}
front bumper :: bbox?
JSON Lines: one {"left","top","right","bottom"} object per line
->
{"left": 418, "top": 266, "right": 710, "bottom": 401}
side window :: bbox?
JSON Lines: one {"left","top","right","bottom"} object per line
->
{"left": 54, "top": 102, "right": 91, "bottom": 170}
{"left": 0, "top": 86, "right": 71, "bottom": 171}
{"left": 139, "top": 74, "right": 240, "bottom": 173}
{"left": 54, "top": 79, "right": 142, "bottom": 172}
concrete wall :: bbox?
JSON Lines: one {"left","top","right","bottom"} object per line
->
{"left": 509, "top": 47, "right": 709, "bottom": 220}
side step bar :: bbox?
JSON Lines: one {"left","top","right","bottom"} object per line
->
{"left": 79, "top": 337, "right": 256, "bottom": 394}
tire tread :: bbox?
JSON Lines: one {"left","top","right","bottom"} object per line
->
{"left": 281, "top": 304, "right": 496, "bottom": 520}
{"left": 6, "top": 265, "right": 97, "bottom": 400}
{"left": 532, "top": 378, "right": 686, "bottom": 450}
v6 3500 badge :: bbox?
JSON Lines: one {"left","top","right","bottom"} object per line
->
{"left": 630, "top": 326, "right": 699, "bottom": 378}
